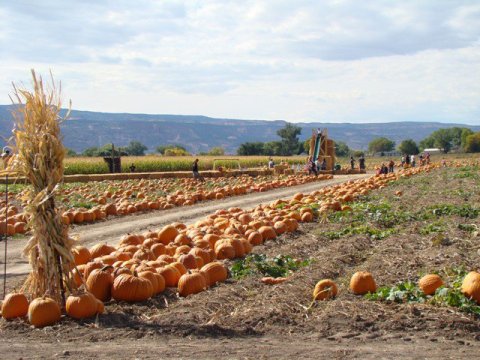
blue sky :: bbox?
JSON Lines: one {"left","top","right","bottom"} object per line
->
{"left": 0, "top": 0, "right": 479, "bottom": 124}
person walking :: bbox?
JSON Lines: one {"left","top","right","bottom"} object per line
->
{"left": 192, "top": 158, "right": 205, "bottom": 182}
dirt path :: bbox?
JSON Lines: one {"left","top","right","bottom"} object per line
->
{"left": 2, "top": 174, "right": 369, "bottom": 279}
{"left": 2, "top": 333, "right": 477, "bottom": 359}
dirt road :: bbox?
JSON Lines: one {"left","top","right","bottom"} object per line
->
{"left": 2, "top": 174, "right": 370, "bottom": 279}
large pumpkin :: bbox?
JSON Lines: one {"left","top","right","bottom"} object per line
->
{"left": 461, "top": 271, "right": 480, "bottom": 304}
{"left": 350, "top": 271, "right": 377, "bottom": 295}
{"left": 66, "top": 291, "right": 103, "bottom": 319}
{"left": 201, "top": 261, "right": 228, "bottom": 287}
{"left": 157, "top": 225, "right": 179, "bottom": 245}
{"left": 86, "top": 265, "right": 114, "bottom": 301}
{"left": 157, "top": 265, "right": 182, "bottom": 287}
{"left": 28, "top": 297, "right": 61, "bottom": 327}
{"left": 313, "top": 279, "right": 338, "bottom": 300}
{"left": 112, "top": 273, "right": 154, "bottom": 302}
{"left": 178, "top": 271, "right": 207, "bottom": 297}
{"left": 419, "top": 274, "right": 443, "bottom": 295}
{"left": 72, "top": 246, "right": 91, "bottom": 265}
{"left": 1, "top": 292, "right": 29, "bottom": 320}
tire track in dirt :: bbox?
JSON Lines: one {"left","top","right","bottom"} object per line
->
{"left": 3, "top": 174, "right": 370, "bottom": 277}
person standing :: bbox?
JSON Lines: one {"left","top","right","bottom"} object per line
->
{"left": 411, "top": 154, "right": 416, "bottom": 167}
{"left": 350, "top": 156, "right": 356, "bottom": 170}
{"left": 359, "top": 155, "right": 366, "bottom": 171}
{"left": 388, "top": 159, "right": 394, "bottom": 173}
{"left": 192, "top": 158, "right": 205, "bottom": 182}
{"left": 268, "top": 157, "right": 275, "bottom": 169}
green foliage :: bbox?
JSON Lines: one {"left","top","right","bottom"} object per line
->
{"left": 368, "top": 137, "right": 395, "bottom": 154}
{"left": 351, "top": 150, "right": 365, "bottom": 157}
{"left": 322, "top": 224, "right": 396, "bottom": 240}
{"left": 335, "top": 141, "right": 351, "bottom": 157}
{"left": 420, "top": 127, "right": 474, "bottom": 153}
{"left": 420, "top": 204, "right": 479, "bottom": 219}
{"left": 366, "top": 268, "right": 480, "bottom": 316}
{"left": 65, "top": 148, "right": 77, "bottom": 157}
{"left": 156, "top": 144, "right": 188, "bottom": 155}
{"left": 237, "top": 142, "right": 266, "bottom": 155}
{"left": 230, "top": 254, "right": 312, "bottom": 279}
{"left": 123, "top": 141, "right": 148, "bottom": 156}
{"left": 263, "top": 141, "right": 283, "bottom": 156}
{"left": 397, "top": 139, "right": 419, "bottom": 155}
{"left": 419, "top": 220, "right": 446, "bottom": 235}
{"left": 276, "top": 123, "right": 302, "bottom": 156}
{"left": 207, "top": 147, "right": 225, "bottom": 156}
{"left": 464, "top": 132, "right": 480, "bottom": 153}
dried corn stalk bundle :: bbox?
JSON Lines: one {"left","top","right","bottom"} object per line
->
{"left": 8, "top": 70, "right": 76, "bottom": 304}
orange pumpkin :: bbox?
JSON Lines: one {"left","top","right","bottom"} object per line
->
{"left": 178, "top": 271, "right": 207, "bottom": 297}
{"left": 1, "top": 292, "right": 29, "bottom": 320}
{"left": 112, "top": 273, "right": 154, "bottom": 302}
{"left": 461, "top": 271, "right": 480, "bottom": 304}
{"left": 313, "top": 279, "right": 338, "bottom": 300}
{"left": 66, "top": 291, "right": 101, "bottom": 319}
{"left": 201, "top": 261, "right": 228, "bottom": 287}
{"left": 86, "top": 266, "right": 114, "bottom": 301}
{"left": 350, "top": 271, "right": 377, "bottom": 295}
{"left": 418, "top": 274, "right": 444, "bottom": 295}
{"left": 28, "top": 297, "right": 61, "bottom": 327}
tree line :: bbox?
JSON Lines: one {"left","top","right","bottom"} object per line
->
{"left": 366, "top": 127, "right": 479, "bottom": 155}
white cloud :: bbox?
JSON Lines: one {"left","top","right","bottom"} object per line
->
{"left": 0, "top": 0, "right": 479, "bottom": 124}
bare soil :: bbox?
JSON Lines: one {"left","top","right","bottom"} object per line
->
{"left": 1, "top": 169, "right": 480, "bottom": 359}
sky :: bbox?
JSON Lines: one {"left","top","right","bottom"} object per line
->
{"left": 0, "top": 0, "right": 479, "bottom": 125}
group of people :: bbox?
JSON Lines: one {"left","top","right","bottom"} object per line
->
{"left": 306, "top": 156, "right": 327, "bottom": 176}
{"left": 349, "top": 155, "right": 366, "bottom": 170}
{"left": 376, "top": 152, "right": 433, "bottom": 175}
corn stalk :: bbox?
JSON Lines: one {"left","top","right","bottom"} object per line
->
{"left": 7, "top": 70, "right": 76, "bottom": 304}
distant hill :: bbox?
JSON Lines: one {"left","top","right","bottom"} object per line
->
{"left": 1, "top": 105, "right": 478, "bottom": 154}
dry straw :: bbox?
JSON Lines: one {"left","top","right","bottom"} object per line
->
{"left": 7, "top": 70, "right": 77, "bottom": 304}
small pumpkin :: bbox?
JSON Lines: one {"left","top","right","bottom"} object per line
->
{"left": 261, "top": 277, "right": 287, "bottom": 285}
{"left": 1, "top": 292, "right": 29, "bottom": 320}
{"left": 350, "top": 271, "right": 377, "bottom": 295}
{"left": 313, "top": 279, "right": 338, "bottom": 300}
{"left": 28, "top": 296, "right": 61, "bottom": 328}
{"left": 419, "top": 274, "right": 444, "bottom": 295}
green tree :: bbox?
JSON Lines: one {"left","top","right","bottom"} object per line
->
{"left": 368, "top": 137, "right": 395, "bottom": 154}
{"left": 65, "top": 148, "right": 77, "bottom": 157}
{"left": 461, "top": 128, "right": 474, "bottom": 150}
{"left": 334, "top": 141, "right": 350, "bottom": 157}
{"left": 419, "top": 136, "right": 435, "bottom": 151}
{"left": 263, "top": 141, "right": 282, "bottom": 156}
{"left": 82, "top": 146, "right": 100, "bottom": 157}
{"left": 398, "top": 139, "right": 419, "bottom": 155}
{"left": 464, "top": 132, "right": 480, "bottom": 153}
{"left": 237, "top": 142, "right": 265, "bottom": 155}
{"left": 123, "top": 141, "right": 148, "bottom": 156}
{"left": 207, "top": 147, "right": 225, "bottom": 156}
{"left": 352, "top": 150, "right": 365, "bottom": 157}
{"left": 277, "top": 123, "right": 302, "bottom": 155}
{"left": 156, "top": 144, "right": 187, "bottom": 155}
{"left": 432, "top": 129, "right": 454, "bottom": 153}
{"left": 164, "top": 147, "right": 190, "bottom": 156}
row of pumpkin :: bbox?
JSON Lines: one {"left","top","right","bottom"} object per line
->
{"left": 0, "top": 173, "right": 333, "bottom": 235}
{"left": 0, "top": 165, "right": 440, "bottom": 327}
{"left": 313, "top": 271, "right": 480, "bottom": 303}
